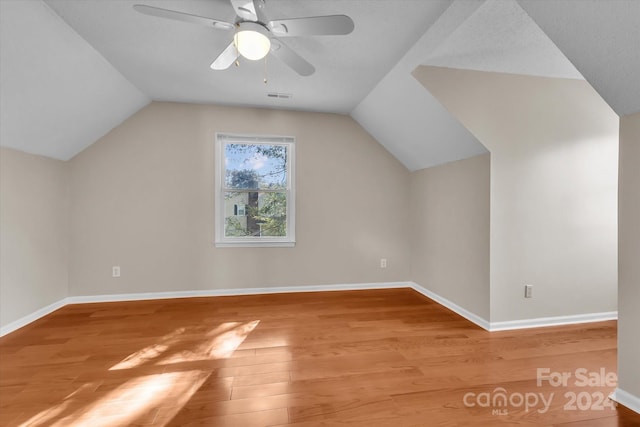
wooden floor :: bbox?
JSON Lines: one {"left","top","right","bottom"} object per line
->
{"left": 1, "top": 288, "right": 639, "bottom": 427}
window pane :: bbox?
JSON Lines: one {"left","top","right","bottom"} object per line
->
{"left": 225, "top": 144, "right": 287, "bottom": 190}
{"left": 224, "top": 191, "right": 287, "bottom": 237}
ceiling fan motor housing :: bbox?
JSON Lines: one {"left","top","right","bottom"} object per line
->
{"left": 234, "top": 21, "right": 272, "bottom": 60}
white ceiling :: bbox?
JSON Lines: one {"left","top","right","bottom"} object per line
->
{"left": 1, "top": 0, "right": 639, "bottom": 165}
{"left": 518, "top": 0, "right": 640, "bottom": 117}
{"left": 0, "top": 0, "right": 149, "bottom": 160}
{"left": 351, "top": 0, "right": 584, "bottom": 170}
{"left": 43, "top": 0, "right": 446, "bottom": 114}
{"left": 352, "top": 0, "right": 489, "bottom": 171}
{"left": 424, "top": 0, "right": 583, "bottom": 80}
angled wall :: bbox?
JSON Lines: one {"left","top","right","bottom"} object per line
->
{"left": 410, "top": 154, "right": 490, "bottom": 321}
{"left": 0, "top": 148, "right": 69, "bottom": 329}
{"left": 414, "top": 66, "right": 619, "bottom": 323}
{"left": 617, "top": 112, "right": 640, "bottom": 407}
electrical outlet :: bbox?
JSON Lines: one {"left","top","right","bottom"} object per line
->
{"left": 112, "top": 266, "right": 121, "bottom": 278}
{"left": 380, "top": 258, "right": 387, "bottom": 268}
{"left": 524, "top": 284, "right": 533, "bottom": 298}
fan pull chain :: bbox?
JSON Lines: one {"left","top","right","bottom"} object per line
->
{"left": 264, "top": 55, "right": 268, "bottom": 84}
{"left": 234, "top": 25, "right": 240, "bottom": 67}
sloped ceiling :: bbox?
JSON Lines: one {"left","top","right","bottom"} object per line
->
{"left": 351, "top": 1, "right": 487, "bottom": 172}
{"left": 351, "top": 0, "right": 583, "bottom": 171}
{"left": 425, "top": 0, "right": 583, "bottom": 79}
{"left": 0, "top": 0, "right": 149, "bottom": 161}
{"left": 1, "top": 0, "right": 638, "bottom": 165}
{"left": 519, "top": 0, "right": 640, "bottom": 117}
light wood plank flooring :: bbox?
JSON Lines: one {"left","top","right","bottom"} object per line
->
{"left": 1, "top": 288, "right": 639, "bottom": 426}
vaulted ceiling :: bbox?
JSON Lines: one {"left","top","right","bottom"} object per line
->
{"left": 1, "top": 0, "right": 638, "bottom": 168}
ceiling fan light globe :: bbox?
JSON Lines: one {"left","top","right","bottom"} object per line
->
{"left": 234, "top": 30, "right": 271, "bottom": 60}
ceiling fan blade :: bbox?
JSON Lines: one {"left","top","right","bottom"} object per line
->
{"left": 211, "top": 42, "right": 239, "bottom": 70}
{"left": 270, "top": 40, "right": 315, "bottom": 76}
{"left": 230, "top": 0, "right": 257, "bottom": 21}
{"left": 252, "top": 0, "right": 268, "bottom": 23}
{"left": 133, "top": 5, "right": 234, "bottom": 30}
{"left": 268, "top": 15, "right": 354, "bottom": 37}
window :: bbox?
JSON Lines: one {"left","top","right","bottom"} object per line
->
{"left": 215, "top": 134, "right": 295, "bottom": 247}
{"left": 234, "top": 204, "right": 246, "bottom": 216}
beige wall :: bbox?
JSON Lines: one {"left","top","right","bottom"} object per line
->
{"left": 410, "top": 154, "right": 490, "bottom": 320}
{"left": 0, "top": 148, "right": 69, "bottom": 328}
{"left": 2, "top": 89, "right": 624, "bottom": 341}
{"left": 618, "top": 112, "right": 640, "bottom": 399}
{"left": 414, "top": 66, "right": 619, "bottom": 322}
{"left": 68, "top": 102, "right": 411, "bottom": 296}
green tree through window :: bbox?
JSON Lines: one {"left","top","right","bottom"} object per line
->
{"left": 216, "top": 135, "right": 295, "bottom": 246}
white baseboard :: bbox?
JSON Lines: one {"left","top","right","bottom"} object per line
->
{"left": 0, "top": 282, "right": 410, "bottom": 337}
{"left": 406, "top": 282, "right": 618, "bottom": 332}
{"left": 489, "top": 311, "right": 618, "bottom": 332}
{"left": 66, "top": 281, "right": 411, "bottom": 304}
{"left": 0, "top": 298, "right": 68, "bottom": 337}
{"left": 408, "top": 282, "right": 491, "bottom": 330}
{"left": 0, "top": 282, "right": 618, "bottom": 337}
{"left": 610, "top": 388, "right": 640, "bottom": 415}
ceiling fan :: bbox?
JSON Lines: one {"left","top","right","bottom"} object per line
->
{"left": 133, "top": 0, "right": 355, "bottom": 76}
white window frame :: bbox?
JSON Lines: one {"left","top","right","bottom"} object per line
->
{"left": 215, "top": 133, "right": 295, "bottom": 248}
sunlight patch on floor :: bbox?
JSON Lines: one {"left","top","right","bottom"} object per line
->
{"left": 109, "top": 327, "right": 186, "bottom": 371}
{"left": 18, "top": 320, "right": 260, "bottom": 427}
{"left": 159, "top": 320, "right": 260, "bottom": 363}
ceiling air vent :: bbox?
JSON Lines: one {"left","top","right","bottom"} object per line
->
{"left": 267, "top": 92, "right": 292, "bottom": 99}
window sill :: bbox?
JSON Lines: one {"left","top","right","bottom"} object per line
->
{"left": 215, "top": 240, "right": 295, "bottom": 248}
